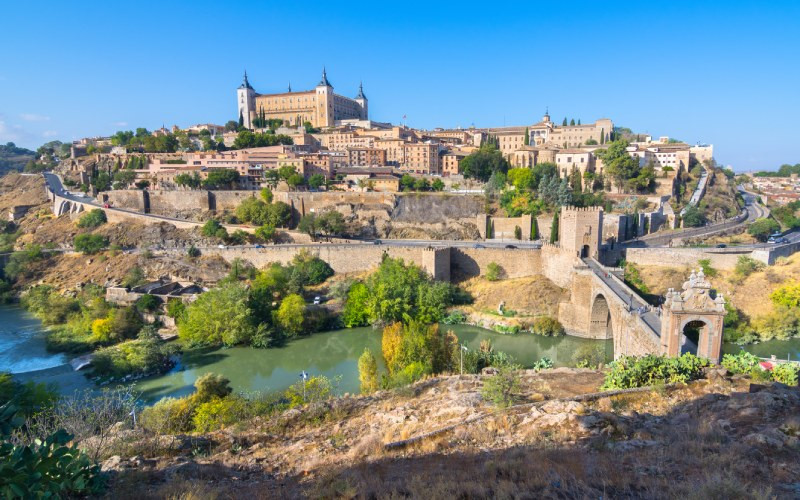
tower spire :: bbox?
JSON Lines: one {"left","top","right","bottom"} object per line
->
{"left": 239, "top": 70, "right": 253, "bottom": 90}
{"left": 356, "top": 81, "right": 366, "bottom": 99}
{"left": 318, "top": 66, "right": 332, "bottom": 87}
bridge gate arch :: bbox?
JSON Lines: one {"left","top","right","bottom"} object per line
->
{"left": 661, "top": 269, "right": 725, "bottom": 362}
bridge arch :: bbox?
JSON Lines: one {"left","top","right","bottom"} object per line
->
{"left": 589, "top": 292, "right": 613, "bottom": 339}
{"left": 679, "top": 317, "right": 712, "bottom": 356}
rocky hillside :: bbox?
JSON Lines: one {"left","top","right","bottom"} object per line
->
{"left": 99, "top": 369, "right": 800, "bottom": 498}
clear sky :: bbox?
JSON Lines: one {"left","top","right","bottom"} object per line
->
{"left": 1, "top": 0, "right": 798, "bottom": 171}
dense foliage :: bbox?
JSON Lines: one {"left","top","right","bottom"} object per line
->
{"left": 73, "top": 233, "right": 108, "bottom": 254}
{"left": 721, "top": 351, "right": 799, "bottom": 385}
{"left": 601, "top": 354, "right": 710, "bottom": 390}
{"left": 342, "top": 256, "right": 468, "bottom": 327}
{"left": 747, "top": 217, "right": 781, "bottom": 242}
{"left": 76, "top": 209, "right": 107, "bottom": 229}
{"left": 460, "top": 145, "right": 509, "bottom": 182}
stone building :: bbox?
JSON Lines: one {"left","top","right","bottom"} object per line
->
{"left": 347, "top": 147, "right": 387, "bottom": 167}
{"left": 237, "top": 69, "right": 367, "bottom": 129}
{"left": 559, "top": 206, "right": 603, "bottom": 259}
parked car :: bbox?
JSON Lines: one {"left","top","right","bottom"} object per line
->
{"left": 505, "top": 244, "right": 518, "bottom": 249}
{"left": 473, "top": 244, "right": 485, "bottom": 249}
{"left": 217, "top": 244, "right": 226, "bottom": 249}
{"left": 254, "top": 244, "right": 264, "bottom": 249}
{"left": 373, "top": 239, "right": 382, "bottom": 245}
{"left": 715, "top": 243, "right": 727, "bottom": 248}
{"left": 313, "top": 296, "right": 322, "bottom": 305}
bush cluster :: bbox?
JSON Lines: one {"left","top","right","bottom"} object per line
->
{"left": 601, "top": 354, "right": 710, "bottom": 390}
{"left": 721, "top": 351, "right": 799, "bottom": 386}
{"left": 530, "top": 316, "right": 565, "bottom": 337}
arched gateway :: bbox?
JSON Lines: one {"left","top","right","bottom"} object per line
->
{"left": 660, "top": 269, "right": 725, "bottom": 363}
{"left": 589, "top": 294, "right": 613, "bottom": 339}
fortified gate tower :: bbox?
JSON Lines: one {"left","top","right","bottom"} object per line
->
{"left": 660, "top": 269, "right": 725, "bottom": 363}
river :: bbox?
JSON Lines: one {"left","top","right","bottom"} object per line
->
{"left": 3, "top": 306, "right": 799, "bottom": 403}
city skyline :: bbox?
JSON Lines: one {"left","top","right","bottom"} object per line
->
{"left": 1, "top": 0, "right": 799, "bottom": 171}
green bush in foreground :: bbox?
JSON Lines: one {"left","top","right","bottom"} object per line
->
{"left": 601, "top": 353, "right": 710, "bottom": 390}
{"left": 481, "top": 366, "right": 520, "bottom": 408}
{"left": 0, "top": 429, "right": 105, "bottom": 497}
{"left": 722, "top": 351, "right": 799, "bottom": 386}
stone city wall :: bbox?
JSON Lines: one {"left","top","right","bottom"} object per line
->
{"left": 625, "top": 247, "right": 749, "bottom": 271}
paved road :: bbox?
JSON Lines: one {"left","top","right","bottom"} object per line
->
{"left": 584, "top": 258, "right": 662, "bottom": 336}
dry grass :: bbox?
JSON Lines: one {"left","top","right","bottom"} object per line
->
{"left": 637, "top": 252, "right": 800, "bottom": 318}
{"left": 461, "top": 275, "right": 568, "bottom": 318}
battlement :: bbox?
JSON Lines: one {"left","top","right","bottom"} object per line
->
{"left": 561, "top": 206, "right": 604, "bottom": 213}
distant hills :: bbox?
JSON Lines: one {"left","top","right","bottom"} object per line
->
{"left": 0, "top": 142, "right": 36, "bottom": 176}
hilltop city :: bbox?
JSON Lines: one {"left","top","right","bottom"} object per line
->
{"left": 1, "top": 67, "right": 799, "bottom": 498}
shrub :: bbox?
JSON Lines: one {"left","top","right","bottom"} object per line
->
{"left": 193, "top": 373, "right": 233, "bottom": 403}
{"left": 601, "top": 354, "right": 710, "bottom": 390}
{"left": 140, "top": 397, "right": 195, "bottom": 434}
{"left": 772, "top": 363, "right": 799, "bottom": 386}
{"left": 136, "top": 293, "right": 160, "bottom": 312}
{"left": 358, "top": 349, "right": 379, "bottom": 394}
{"left": 187, "top": 245, "right": 201, "bottom": 258}
{"left": 284, "top": 375, "right": 333, "bottom": 407}
{"left": 201, "top": 219, "right": 227, "bottom": 239}
{"left": 747, "top": 217, "right": 780, "bottom": 242}
{"left": 0, "top": 429, "right": 105, "bottom": 497}
{"left": 722, "top": 351, "right": 799, "bottom": 385}
{"left": 91, "top": 339, "right": 177, "bottom": 378}
{"left": 734, "top": 256, "right": 764, "bottom": 278}
{"left": 530, "top": 316, "right": 565, "bottom": 336}
{"left": 770, "top": 280, "right": 800, "bottom": 308}
{"left": 485, "top": 262, "right": 502, "bottom": 281}
{"left": 73, "top": 233, "right": 108, "bottom": 254}
{"left": 481, "top": 366, "right": 520, "bottom": 408}
{"left": 192, "top": 397, "right": 245, "bottom": 432}
{"left": 166, "top": 298, "right": 186, "bottom": 320}
{"left": 697, "top": 258, "right": 718, "bottom": 278}
{"left": 76, "top": 209, "right": 107, "bottom": 229}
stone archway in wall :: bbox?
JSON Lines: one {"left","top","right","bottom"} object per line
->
{"left": 589, "top": 293, "right": 613, "bottom": 339}
{"left": 661, "top": 269, "right": 726, "bottom": 362}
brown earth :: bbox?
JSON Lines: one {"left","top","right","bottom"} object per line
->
{"left": 100, "top": 370, "right": 800, "bottom": 499}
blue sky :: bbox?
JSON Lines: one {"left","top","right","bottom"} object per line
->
{"left": 1, "top": 0, "right": 798, "bottom": 171}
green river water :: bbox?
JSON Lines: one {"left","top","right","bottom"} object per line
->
{"left": 3, "top": 305, "right": 799, "bottom": 403}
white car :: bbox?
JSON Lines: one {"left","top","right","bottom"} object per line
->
{"left": 313, "top": 296, "right": 321, "bottom": 305}
{"left": 217, "top": 244, "right": 226, "bottom": 249}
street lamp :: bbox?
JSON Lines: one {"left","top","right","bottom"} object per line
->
{"left": 460, "top": 344, "right": 468, "bottom": 375}
{"left": 299, "top": 370, "right": 308, "bottom": 402}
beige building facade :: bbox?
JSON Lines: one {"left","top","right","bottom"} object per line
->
{"left": 237, "top": 69, "right": 367, "bottom": 129}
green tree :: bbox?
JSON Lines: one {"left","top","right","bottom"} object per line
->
{"left": 178, "top": 283, "right": 255, "bottom": 347}
{"left": 308, "top": 173, "right": 326, "bottom": 189}
{"left": 358, "top": 348, "right": 379, "bottom": 394}
{"left": 486, "top": 262, "right": 502, "bottom": 281}
{"left": 481, "top": 366, "right": 520, "bottom": 408}
{"left": 681, "top": 205, "right": 706, "bottom": 228}
{"left": 260, "top": 187, "right": 274, "bottom": 204}
{"left": 550, "top": 210, "right": 559, "bottom": 244}
{"left": 74, "top": 234, "right": 108, "bottom": 254}
{"left": 275, "top": 294, "right": 306, "bottom": 336}
{"left": 595, "top": 140, "right": 641, "bottom": 192}
{"left": 523, "top": 127, "right": 530, "bottom": 146}
{"left": 202, "top": 169, "right": 240, "bottom": 189}
{"left": 431, "top": 178, "right": 445, "bottom": 191}
{"left": 286, "top": 173, "right": 305, "bottom": 189}
{"left": 562, "top": 117, "right": 567, "bottom": 126}
{"left": 342, "top": 282, "right": 370, "bottom": 327}
{"left": 747, "top": 217, "right": 780, "bottom": 242}
{"left": 76, "top": 209, "right": 107, "bottom": 229}
{"left": 254, "top": 224, "right": 276, "bottom": 242}
{"left": 460, "top": 146, "right": 509, "bottom": 182}
{"left": 201, "top": 219, "right": 228, "bottom": 239}
{"left": 297, "top": 213, "right": 318, "bottom": 240}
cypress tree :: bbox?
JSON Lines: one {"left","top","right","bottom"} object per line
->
{"left": 524, "top": 127, "right": 530, "bottom": 146}
{"left": 570, "top": 118, "right": 575, "bottom": 126}
{"left": 562, "top": 117, "right": 567, "bottom": 126}
{"left": 600, "top": 128, "right": 605, "bottom": 144}
{"left": 531, "top": 217, "right": 538, "bottom": 240}
{"left": 578, "top": 119, "right": 581, "bottom": 125}
{"left": 550, "top": 209, "right": 559, "bottom": 244}
{"left": 238, "top": 111, "right": 244, "bottom": 128}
